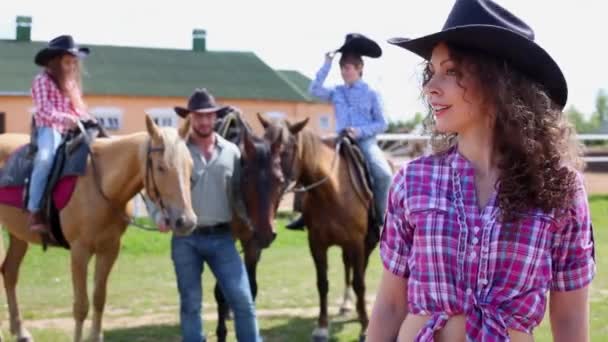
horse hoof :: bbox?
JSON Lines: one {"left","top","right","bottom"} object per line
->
{"left": 359, "top": 333, "right": 367, "bottom": 342}
{"left": 311, "top": 327, "right": 329, "bottom": 342}
{"left": 17, "top": 337, "right": 33, "bottom": 342}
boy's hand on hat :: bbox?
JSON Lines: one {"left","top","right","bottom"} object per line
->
{"left": 325, "top": 51, "right": 336, "bottom": 62}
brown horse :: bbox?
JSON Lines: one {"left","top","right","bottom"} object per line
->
{"left": 258, "top": 115, "right": 378, "bottom": 342}
{"left": 0, "top": 116, "right": 197, "bottom": 342}
{"left": 213, "top": 112, "right": 285, "bottom": 342}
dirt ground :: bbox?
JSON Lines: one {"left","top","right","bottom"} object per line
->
{"left": 584, "top": 172, "right": 608, "bottom": 195}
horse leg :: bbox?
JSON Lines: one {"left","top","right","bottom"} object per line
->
{"left": 70, "top": 243, "right": 93, "bottom": 342}
{"left": 214, "top": 283, "right": 228, "bottom": 342}
{"left": 89, "top": 241, "right": 120, "bottom": 342}
{"left": 339, "top": 250, "right": 354, "bottom": 315}
{"left": 243, "top": 241, "right": 261, "bottom": 300}
{"left": 2, "top": 234, "right": 32, "bottom": 341}
{"left": 352, "top": 242, "right": 369, "bottom": 342}
{"left": 309, "top": 239, "right": 329, "bottom": 342}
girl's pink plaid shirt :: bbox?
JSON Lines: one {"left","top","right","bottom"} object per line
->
{"left": 380, "top": 147, "right": 595, "bottom": 341}
{"left": 31, "top": 71, "right": 85, "bottom": 134}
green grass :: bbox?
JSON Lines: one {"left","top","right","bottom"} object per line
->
{"left": 0, "top": 196, "right": 606, "bottom": 341}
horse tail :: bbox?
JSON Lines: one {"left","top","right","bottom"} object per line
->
{"left": 365, "top": 209, "right": 380, "bottom": 252}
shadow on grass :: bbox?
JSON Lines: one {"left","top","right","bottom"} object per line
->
{"left": 105, "top": 324, "right": 181, "bottom": 342}
{"left": 103, "top": 316, "right": 362, "bottom": 342}
{"left": 261, "top": 316, "right": 362, "bottom": 342}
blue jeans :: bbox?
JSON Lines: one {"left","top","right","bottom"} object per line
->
{"left": 171, "top": 231, "right": 261, "bottom": 342}
{"left": 358, "top": 137, "right": 393, "bottom": 219}
{"left": 27, "top": 127, "right": 62, "bottom": 212}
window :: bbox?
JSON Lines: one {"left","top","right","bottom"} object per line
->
{"left": 319, "top": 115, "right": 331, "bottom": 129}
{"left": 90, "top": 107, "right": 123, "bottom": 131}
{"left": 145, "top": 108, "right": 178, "bottom": 127}
{"left": 0, "top": 112, "right": 5, "bottom": 133}
{"left": 265, "top": 111, "right": 286, "bottom": 120}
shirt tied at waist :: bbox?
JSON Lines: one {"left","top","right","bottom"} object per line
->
{"left": 414, "top": 295, "right": 510, "bottom": 342}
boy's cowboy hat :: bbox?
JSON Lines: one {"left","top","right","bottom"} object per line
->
{"left": 337, "top": 33, "right": 382, "bottom": 58}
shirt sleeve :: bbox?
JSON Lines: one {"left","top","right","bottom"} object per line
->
{"left": 380, "top": 167, "right": 413, "bottom": 278}
{"left": 356, "top": 90, "right": 389, "bottom": 139}
{"left": 308, "top": 59, "right": 334, "bottom": 102}
{"left": 551, "top": 173, "right": 596, "bottom": 291}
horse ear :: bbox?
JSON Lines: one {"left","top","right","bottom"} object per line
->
{"left": 145, "top": 115, "right": 162, "bottom": 142}
{"left": 288, "top": 117, "right": 309, "bottom": 134}
{"left": 179, "top": 116, "right": 191, "bottom": 139}
{"left": 257, "top": 112, "right": 270, "bottom": 129}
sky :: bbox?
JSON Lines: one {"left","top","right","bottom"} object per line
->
{"left": 1, "top": 0, "right": 606, "bottom": 122}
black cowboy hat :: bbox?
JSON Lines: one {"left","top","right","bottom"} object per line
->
{"left": 34, "top": 35, "right": 90, "bottom": 66}
{"left": 337, "top": 33, "right": 382, "bottom": 58}
{"left": 174, "top": 88, "right": 229, "bottom": 118}
{"left": 388, "top": 0, "right": 567, "bottom": 108}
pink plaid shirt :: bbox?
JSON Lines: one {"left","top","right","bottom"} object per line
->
{"left": 380, "top": 147, "right": 595, "bottom": 341}
{"left": 31, "top": 71, "right": 85, "bottom": 134}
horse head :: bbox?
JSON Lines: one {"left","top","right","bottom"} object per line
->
{"left": 144, "top": 115, "right": 197, "bottom": 236}
{"left": 257, "top": 112, "right": 309, "bottom": 184}
{"left": 238, "top": 126, "right": 285, "bottom": 249}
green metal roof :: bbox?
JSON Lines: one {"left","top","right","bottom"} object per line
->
{"left": 0, "top": 39, "right": 311, "bottom": 102}
{"left": 277, "top": 69, "right": 328, "bottom": 103}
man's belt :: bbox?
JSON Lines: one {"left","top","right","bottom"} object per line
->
{"left": 192, "top": 222, "right": 231, "bottom": 235}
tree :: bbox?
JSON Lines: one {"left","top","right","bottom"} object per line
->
{"left": 386, "top": 112, "right": 425, "bottom": 133}
{"left": 595, "top": 89, "right": 608, "bottom": 124}
{"left": 566, "top": 106, "right": 588, "bottom": 133}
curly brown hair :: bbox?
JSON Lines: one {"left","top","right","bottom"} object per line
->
{"left": 421, "top": 43, "right": 584, "bottom": 221}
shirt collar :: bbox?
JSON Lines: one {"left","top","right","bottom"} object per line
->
{"left": 446, "top": 145, "right": 475, "bottom": 177}
{"left": 345, "top": 79, "right": 366, "bottom": 90}
{"left": 187, "top": 132, "right": 225, "bottom": 153}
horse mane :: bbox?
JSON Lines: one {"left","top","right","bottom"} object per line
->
{"left": 294, "top": 126, "right": 371, "bottom": 206}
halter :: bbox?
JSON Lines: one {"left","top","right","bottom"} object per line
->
{"left": 283, "top": 135, "right": 342, "bottom": 194}
{"left": 144, "top": 141, "right": 168, "bottom": 223}
{"left": 89, "top": 136, "right": 170, "bottom": 231}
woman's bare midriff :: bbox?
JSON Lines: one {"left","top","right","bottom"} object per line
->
{"left": 397, "top": 314, "right": 534, "bottom": 342}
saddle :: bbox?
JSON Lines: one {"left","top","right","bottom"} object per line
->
{"left": 214, "top": 107, "right": 252, "bottom": 230}
{"left": 0, "top": 120, "right": 106, "bottom": 249}
{"left": 323, "top": 133, "right": 380, "bottom": 244}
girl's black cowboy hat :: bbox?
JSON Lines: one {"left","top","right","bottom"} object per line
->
{"left": 35, "top": 35, "right": 90, "bottom": 66}
{"left": 337, "top": 33, "right": 382, "bottom": 58}
{"left": 174, "top": 88, "right": 229, "bottom": 118}
{"left": 388, "top": 0, "right": 567, "bottom": 108}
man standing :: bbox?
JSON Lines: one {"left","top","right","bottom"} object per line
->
{"left": 147, "top": 88, "right": 262, "bottom": 342}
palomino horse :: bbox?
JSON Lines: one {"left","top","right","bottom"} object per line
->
{"left": 259, "top": 115, "right": 379, "bottom": 342}
{"left": 212, "top": 110, "right": 285, "bottom": 342}
{"left": 0, "top": 116, "right": 197, "bottom": 342}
